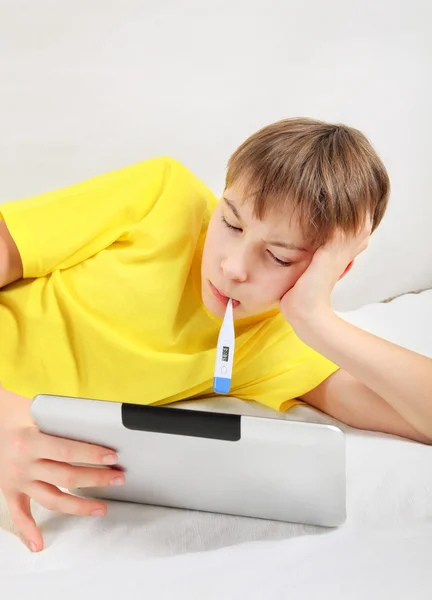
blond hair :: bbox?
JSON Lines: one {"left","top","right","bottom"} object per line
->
{"left": 225, "top": 117, "right": 390, "bottom": 245}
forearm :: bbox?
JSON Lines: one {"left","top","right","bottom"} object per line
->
{"left": 296, "top": 311, "right": 432, "bottom": 439}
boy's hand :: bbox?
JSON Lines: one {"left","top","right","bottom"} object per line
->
{"left": 279, "top": 222, "right": 372, "bottom": 333}
{"left": 0, "top": 385, "right": 125, "bottom": 553}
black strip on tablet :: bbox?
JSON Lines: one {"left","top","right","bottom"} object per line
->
{"left": 121, "top": 404, "right": 241, "bottom": 441}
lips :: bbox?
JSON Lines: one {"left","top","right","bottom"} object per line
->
{"left": 209, "top": 281, "right": 241, "bottom": 308}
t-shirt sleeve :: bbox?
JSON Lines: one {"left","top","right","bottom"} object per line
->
{"left": 0, "top": 156, "right": 171, "bottom": 278}
{"left": 231, "top": 323, "right": 340, "bottom": 412}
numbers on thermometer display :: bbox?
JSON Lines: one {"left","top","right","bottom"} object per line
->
{"left": 222, "top": 346, "right": 230, "bottom": 362}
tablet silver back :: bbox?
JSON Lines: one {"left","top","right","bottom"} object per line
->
{"left": 31, "top": 394, "right": 346, "bottom": 527}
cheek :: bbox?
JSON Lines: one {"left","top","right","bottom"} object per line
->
{"left": 202, "top": 215, "right": 225, "bottom": 265}
{"left": 272, "top": 261, "right": 311, "bottom": 299}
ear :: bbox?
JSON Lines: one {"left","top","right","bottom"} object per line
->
{"left": 338, "top": 260, "right": 354, "bottom": 281}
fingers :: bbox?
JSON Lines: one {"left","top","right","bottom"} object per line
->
{"left": 365, "top": 212, "right": 374, "bottom": 233}
{"left": 338, "top": 260, "right": 354, "bottom": 281}
{"left": 33, "top": 429, "right": 118, "bottom": 466}
{"left": 28, "top": 480, "right": 108, "bottom": 517}
{"left": 30, "top": 459, "right": 125, "bottom": 490}
{"left": 324, "top": 225, "right": 371, "bottom": 255}
{"left": 7, "top": 492, "right": 44, "bottom": 552}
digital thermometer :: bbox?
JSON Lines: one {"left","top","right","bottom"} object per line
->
{"left": 213, "top": 298, "right": 235, "bottom": 394}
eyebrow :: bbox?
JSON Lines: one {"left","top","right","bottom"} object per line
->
{"left": 223, "top": 196, "right": 308, "bottom": 253}
{"left": 223, "top": 196, "right": 243, "bottom": 221}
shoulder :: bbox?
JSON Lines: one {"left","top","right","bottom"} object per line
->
{"left": 157, "top": 156, "right": 219, "bottom": 211}
{"left": 160, "top": 156, "right": 209, "bottom": 189}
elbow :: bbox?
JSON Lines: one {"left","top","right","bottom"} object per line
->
{"left": 408, "top": 429, "right": 432, "bottom": 445}
{"left": 416, "top": 426, "right": 432, "bottom": 445}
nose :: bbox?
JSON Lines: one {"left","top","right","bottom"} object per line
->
{"left": 221, "top": 250, "right": 249, "bottom": 283}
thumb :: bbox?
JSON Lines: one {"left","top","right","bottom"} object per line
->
{"left": 7, "top": 492, "right": 44, "bottom": 552}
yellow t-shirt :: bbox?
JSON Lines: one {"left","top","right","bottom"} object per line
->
{"left": 0, "top": 156, "right": 338, "bottom": 411}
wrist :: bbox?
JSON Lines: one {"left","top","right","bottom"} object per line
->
{"left": 0, "top": 385, "right": 33, "bottom": 426}
{"left": 290, "top": 307, "right": 340, "bottom": 348}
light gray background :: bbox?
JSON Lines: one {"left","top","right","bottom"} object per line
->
{"left": 1, "top": 0, "right": 431, "bottom": 309}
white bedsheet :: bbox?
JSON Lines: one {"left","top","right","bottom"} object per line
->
{"left": 1, "top": 290, "right": 432, "bottom": 599}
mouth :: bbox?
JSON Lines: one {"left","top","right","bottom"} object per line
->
{"left": 209, "top": 281, "right": 241, "bottom": 309}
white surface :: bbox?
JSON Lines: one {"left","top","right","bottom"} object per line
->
{"left": 1, "top": 524, "right": 432, "bottom": 600}
{"left": 1, "top": 290, "right": 432, "bottom": 598}
{"left": 1, "top": 0, "right": 431, "bottom": 309}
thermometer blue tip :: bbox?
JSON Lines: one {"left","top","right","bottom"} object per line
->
{"left": 213, "top": 377, "right": 231, "bottom": 394}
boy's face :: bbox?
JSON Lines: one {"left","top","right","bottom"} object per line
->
{"left": 201, "top": 177, "right": 317, "bottom": 320}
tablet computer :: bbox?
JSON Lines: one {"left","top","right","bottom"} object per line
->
{"left": 31, "top": 394, "right": 346, "bottom": 527}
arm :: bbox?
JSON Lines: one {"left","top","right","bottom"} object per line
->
{"left": 0, "top": 218, "right": 23, "bottom": 288}
{"left": 280, "top": 224, "right": 432, "bottom": 443}
{"left": 0, "top": 156, "right": 170, "bottom": 279}
{"left": 298, "top": 318, "right": 432, "bottom": 444}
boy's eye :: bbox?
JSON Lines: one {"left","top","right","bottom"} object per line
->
{"left": 268, "top": 250, "right": 292, "bottom": 267}
{"left": 221, "top": 216, "right": 242, "bottom": 232}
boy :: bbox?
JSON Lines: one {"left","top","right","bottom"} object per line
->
{"left": 1, "top": 118, "right": 431, "bottom": 553}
